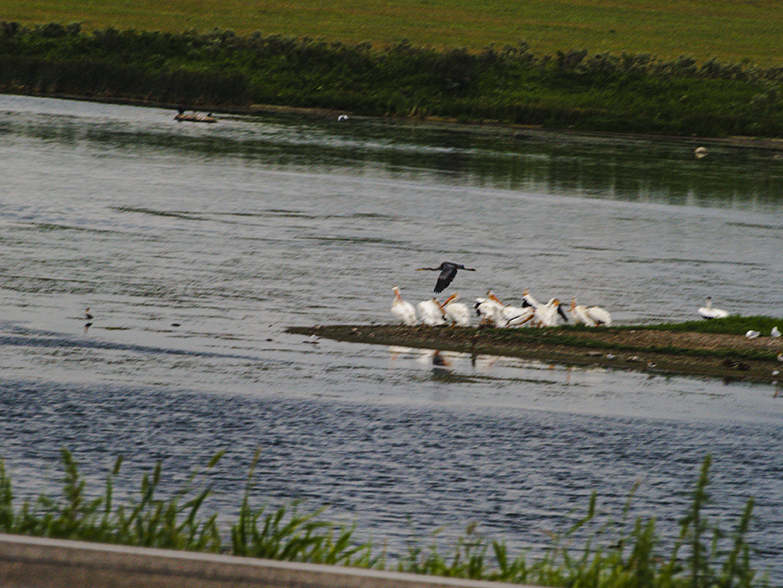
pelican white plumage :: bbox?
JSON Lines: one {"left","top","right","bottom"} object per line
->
{"left": 522, "top": 289, "right": 540, "bottom": 309}
{"left": 504, "top": 306, "right": 535, "bottom": 327}
{"left": 698, "top": 296, "right": 729, "bottom": 319}
{"left": 488, "top": 292, "right": 534, "bottom": 327}
{"left": 474, "top": 291, "right": 504, "bottom": 326}
{"left": 586, "top": 305, "right": 612, "bottom": 327}
{"left": 772, "top": 326, "right": 781, "bottom": 338}
{"left": 534, "top": 298, "right": 569, "bottom": 327}
{"left": 533, "top": 298, "right": 554, "bottom": 327}
{"left": 569, "top": 298, "right": 596, "bottom": 327}
{"left": 391, "top": 286, "right": 417, "bottom": 325}
{"left": 417, "top": 298, "right": 447, "bottom": 326}
{"left": 441, "top": 293, "right": 470, "bottom": 326}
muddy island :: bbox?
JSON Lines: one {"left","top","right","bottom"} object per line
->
{"left": 287, "top": 323, "right": 783, "bottom": 384}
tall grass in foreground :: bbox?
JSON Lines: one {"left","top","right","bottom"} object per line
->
{"left": 0, "top": 450, "right": 768, "bottom": 587}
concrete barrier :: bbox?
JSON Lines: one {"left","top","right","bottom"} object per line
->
{"left": 0, "top": 533, "right": 535, "bottom": 588}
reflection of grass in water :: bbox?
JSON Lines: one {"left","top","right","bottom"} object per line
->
{"left": 0, "top": 450, "right": 768, "bottom": 586}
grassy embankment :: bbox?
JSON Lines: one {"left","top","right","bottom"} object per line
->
{"left": 1, "top": 1, "right": 783, "bottom": 137}
{"left": 289, "top": 316, "right": 783, "bottom": 383}
{"left": 4, "top": 0, "right": 783, "bottom": 66}
{"left": 0, "top": 449, "right": 768, "bottom": 587}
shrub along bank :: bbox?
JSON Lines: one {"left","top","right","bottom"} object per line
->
{"left": 1, "top": 22, "right": 783, "bottom": 137}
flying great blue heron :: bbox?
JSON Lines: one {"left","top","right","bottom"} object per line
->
{"left": 416, "top": 262, "right": 476, "bottom": 294}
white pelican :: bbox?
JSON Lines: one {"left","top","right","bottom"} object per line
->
{"left": 504, "top": 306, "right": 535, "bottom": 327}
{"left": 569, "top": 298, "right": 596, "bottom": 327}
{"left": 698, "top": 297, "right": 729, "bottom": 319}
{"left": 416, "top": 262, "right": 476, "bottom": 293}
{"left": 475, "top": 291, "right": 505, "bottom": 326}
{"left": 487, "top": 292, "right": 534, "bottom": 327}
{"left": 746, "top": 330, "right": 760, "bottom": 339}
{"left": 522, "top": 289, "right": 540, "bottom": 309}
{"left": 391, "top": 286, "right": 417, "bottom": 325}
{"left": 772, "top": 326, "right": 781, "bottom": 338}
{"left": 417, "top": 298, "right": 447, "bottom": 326}
{"left": 441, "top": 293, "right": 470, "bottom": 326}
{"left": 586, "top": 305, "right": 612, "bottom": 327}
{"left": 534, "top": 298, "right": 569, "bottom": 327}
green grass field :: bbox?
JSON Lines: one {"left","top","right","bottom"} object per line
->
{"left": 5, "top": 0, "right": 783, "bottom": 65}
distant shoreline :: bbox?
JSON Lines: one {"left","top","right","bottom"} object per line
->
{"left": 7, "top": 90, "right": 783, "bottom": 155}
{"left": 288, "top": 324, "right": 783, "bottom": 384}
{"left": 3, "top": 24, "right": 783, "bottom": 140}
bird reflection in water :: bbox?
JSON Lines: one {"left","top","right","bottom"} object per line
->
{"left": 83, "top": 307, "right": 93, "bottom": 334}
{"left": 431, "top": 350, "right": 451, "bottom": 370}
{"left": 431, "top": 349, "right": 458, "bottom": 382}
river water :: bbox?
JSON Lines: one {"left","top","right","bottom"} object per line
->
{"left": 1, "top": 94, "right": 782, "bottom": 581}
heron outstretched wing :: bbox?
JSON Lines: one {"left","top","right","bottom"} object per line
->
{"left": 434, "top": 264, "right": 458, "bottom": 293}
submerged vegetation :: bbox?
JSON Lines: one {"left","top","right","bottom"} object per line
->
{"left": 0, "top": 450, "right": 769, "bottom": 586}
{"left": 1, "top": 22, "right": 783, "bottom": 137}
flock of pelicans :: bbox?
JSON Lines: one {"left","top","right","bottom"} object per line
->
{"left": 392, "top": 285, "right": 611, "bottom": 328}
{"left": 392, "top": 262, "right": 773, "bottom": 333}
{"left": 391, "top": 261, "right": 612, "bottom": 328}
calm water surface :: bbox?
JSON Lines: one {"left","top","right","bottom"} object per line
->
{"left": 1, "top": 94, "right": 782, "bottom": 580}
